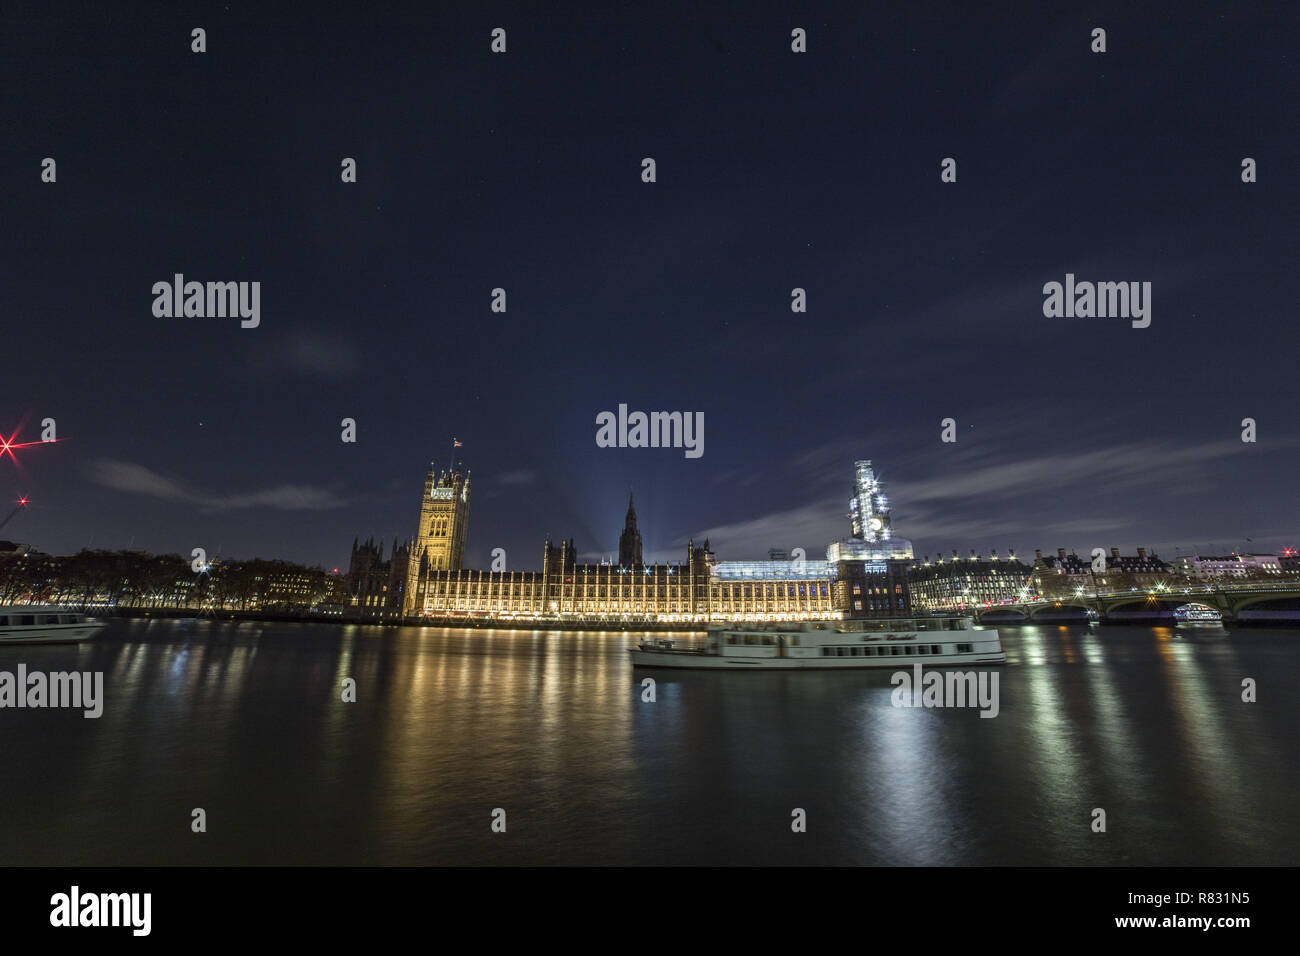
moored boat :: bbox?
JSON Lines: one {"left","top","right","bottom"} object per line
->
{"left": 1174, "top": 604, "right": 1223, "bottom": 624}
{"left": 629, "top": 616, "right": 1005, "bottom": 669}
{"left": 0, "top": 606, "right": 107, "bottom": 645}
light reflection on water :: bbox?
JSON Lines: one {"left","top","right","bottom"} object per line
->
{"left": 0, "top": 620, "right": 1294, "bottom": 865}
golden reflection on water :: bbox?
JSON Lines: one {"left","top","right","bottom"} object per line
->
{"left": 1149, "top": 626, "right": 1262, "bottom": 856}
{"left": 1076, "top": 629, "right": 1144, "bottom": 807}
{"left": 372, "top": 627, "right": 645, "bottom": 843}
{"left": 1019, "top": 630, "right": 1087, "bottom": 862}
{"left": 3, "top": 619, "right": 1294, "bottom": 865}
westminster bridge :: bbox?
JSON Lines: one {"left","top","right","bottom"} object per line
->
{"left": 971, "top": 581, "right": 1300, "bottom": 624}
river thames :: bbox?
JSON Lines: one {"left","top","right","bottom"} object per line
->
{"left": 1, "top": 619, "right": 1295, "bottom": 866}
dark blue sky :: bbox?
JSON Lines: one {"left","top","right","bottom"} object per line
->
{"left": 3, "top": 2, "right": 1297, "bottom": 570}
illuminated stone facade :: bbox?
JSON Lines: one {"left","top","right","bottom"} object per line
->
{"left": 403, "top": 462, "right": 471, "bottom": 615}
{"left": 350, "top": 458, "right": 919, "bottom": 624}
{"left": 413, "top": 541, "right": 850, "bottom": 624}
{"left": 1030, "top": 547, "right": 1172, "bottom": 599}
{"left": 908, "top": 549, "right": 1032, "bottom": 611}
{"left": 408, "top": 483, "right": 911, "bottom": 624}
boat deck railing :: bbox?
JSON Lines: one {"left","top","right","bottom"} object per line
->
{"left": 637, "top": 640, "right": 712, "bottom": 654}
{"left": 710, "top": 615, "right": 976, "bottom": 634}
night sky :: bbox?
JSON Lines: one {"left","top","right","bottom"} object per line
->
{"left": 3, "top": 2, "right": 1297, "bottom": 571}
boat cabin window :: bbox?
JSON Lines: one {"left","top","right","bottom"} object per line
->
{"left": 957, "top": 643, "right": 973, "bottom": 653}
{"left": 0, "top": 616, "right": 7, "bottom": 626}
{"left": 21, "top": 615, "right": 36, "bottom": 626}
{"left": 931, "top": 645, "right": 942, "bottom": 654}
{"left": 726, "top": 635, "right": 738, "bottom": 644}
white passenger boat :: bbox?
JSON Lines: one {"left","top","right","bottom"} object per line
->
{"left": 630, "top": 616, "right": 1006, "bottom": 669}
{"left": 1175, "top": 604, "right": 1223, "bottom": 624}
{"left": 0, "top": 606, "right": 106, "bottom": 644}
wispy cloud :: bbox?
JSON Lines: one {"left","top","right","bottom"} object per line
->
{"left": 497, "top": 470, "right": 536, "bottom": 486}
{"left": 896, "top": 509, "right": 1137, "bottom": 549}
{"left": 249, "top": 328, "right": 360, "bottom": 378}
{"left": 900, "top": 437, "right": 1283, "bottom": 506}
{"left": 89, "top": 459, "right": 347, "bottom": 511}
{"left": 689, "top": 502, "right": 845, "bottom": 560}
{"left": 691, "top": 436, "right": 1298, "bottom": 559}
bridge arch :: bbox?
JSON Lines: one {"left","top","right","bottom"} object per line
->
{"left": 1023, "top": 602, "right": 1094, "bottom": 621}
{"left": 1229, "top": 593, "right": 1300, "bottom": 621}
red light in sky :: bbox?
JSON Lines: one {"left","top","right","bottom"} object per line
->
{"left": 1, "top": 428, "right": 50, "bottom": 463}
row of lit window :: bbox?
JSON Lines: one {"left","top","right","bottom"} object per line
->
{"left": 432, "top": 602, "right": 697, "bottom": 612}
{"left": 720, "top": 584, "right": 831, "bottom": 597}
{"left": 419, "top": 584, "right": 837, "bottom": 602}
{"left": 820, "top": 643, "right": 974, "bottom": 657}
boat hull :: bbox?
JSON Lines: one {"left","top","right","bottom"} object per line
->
{"left": 631, "top": 621, "right": 1006, "bottom": 670}
{"left": 629, "top": 648, "right": 1006, "bottom": 669}
{"left": 0, "top": 618, "right": 106, "bottom": 645}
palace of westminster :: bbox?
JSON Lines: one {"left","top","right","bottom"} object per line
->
{"left": 346, "top": 458, "right": 1191, "bottom": 624}
{"left": 347, "top": 459, "right": 920, "bottom": 624}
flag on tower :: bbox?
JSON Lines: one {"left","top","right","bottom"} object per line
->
{"left": 452, "top": 438, "right": 463, "bottom": 447}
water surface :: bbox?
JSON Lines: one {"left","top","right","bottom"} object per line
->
{"left": 0, "top": 620, "right": 1294, "bottom": 865}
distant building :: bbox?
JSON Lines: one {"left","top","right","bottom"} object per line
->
{"left": 1032, "top": 547, "right": 1172, "bottom": 598}
{"left": 909, "top": 549, "right": 1032, "bottom": 611}
{"left": 346, "top": 537, "right": 411, "bottom": 621}
{"left": 256, "top": 562, "right": 327, "bottom": 611}
{"left": 1168, "top": 553, "right": 1285, "bottom": 581}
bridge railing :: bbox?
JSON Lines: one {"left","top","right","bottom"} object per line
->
{"left": 996, "top": 581, "right": 1300, "bottom": 608}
